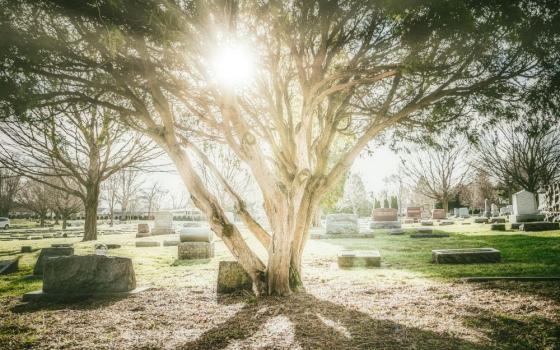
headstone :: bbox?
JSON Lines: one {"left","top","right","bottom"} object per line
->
{"left": 137, "top": 223, "right": 151, "bottom": 237}
{"left": 403, "top": 219, "right": 414, "bottom": 224}
{"left": 183, "top": 222, "right": 201, "bottom": 228}
{"left": 458, "top": 207, "right": 470, "bottom": 218}
{"left": 179, "top": 227, "right": 213, "bottom": 242}
{"left": 453, "top": 208, "right": 459, "bottom": 217}
{"left": 520, "top": 222, "right": 560, "bottom": 232}
{"left": 432, "top": 209, "right": 446, "bottom": 220}
{"left": 135, "top": 241, "right": 160, "bottom": 247}
{"left": 421, "top": 220, "right": 434, "bottom": 226}
{"left": 389, "top": 228, "right": 405, "bottom": 235}
{"left": 411, "top": 232, "right": 450, "bottom": 238}
{"left": 163, "top": 240, "right": 179, "bottom": 246}
{"left": 20, "top": 246, "right": 32, "bottom": 253}
{"left": 52, "top": 243, "right": 73, "bottom": 248}
{"left": 499, "top": 205, "right": 513, "bottom": 216}
{"left": 42, "top": 255, "right": 136, "bottom": 294}
{"left": 106, "top": 244, "right": 121, "bottom": 249}
{"left": 325, "top": 214, "right": 359, "bottom": 235}
{"left": 217, "top": 261, "right": 252, "bottom": 294}
{"left": 432, "top": 248, "right": 501, "bottom": 264}
{"left": 337, "top": 250, "right": 381, "bottom": 268}
{"left": 484, "top": 199, "right": 490, "bottom": 218}
{"left": 152, "top": 212, "right": 175, "bottom": 235}
{"left": 491, "top": 203, "right": 499, "bottom": 217}
{"left": 0, "top": 257, "right": 20, "bottom": 275}
{"left": 416, "top": 227, "right": 433, "bottom": 234}
{"left": 178, "top": 242, "right": 214, "bottom": 259}
{"left": 490, "top": 224, "right": 506, "bottom": 231}
{"left": 370, "top": 208, "right": 401, "bottom": 229}
{"left": 406, "top": 207, "right": 422, "bottom": 220}
{"left": 489, "top": 217, "right": 506, "bottom": 224}
{"left": 474, "top": 218, "right": 488, "bottom": 224}
{"left": 439, "top": 220, "right": 454, "bottom": 226}
{"left": 33, "top": 247, "right": 74, "bottom": 275}
{"left": 510, "top": 190, "right": 544, "bottom": 223}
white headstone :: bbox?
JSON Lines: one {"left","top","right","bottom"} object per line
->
{"left": 512, "top": 190, "right": 537, "bottom": 215}
{"left": 152, "top": 211, "right": 175, "bottom": 235}
{"left": 458, "top": 207, "right": 469, "bottom": 217}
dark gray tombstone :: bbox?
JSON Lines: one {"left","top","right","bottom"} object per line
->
{"left": 432, "top": 248, "right": 501, "bottom": 264}
{"left": 520, "top": 222, "right": 560, "bottom": 232}
{"left": 33, "top": 247, "right": 74, "bottom": 275}
{"left": 337, "top": 250, "right": 381, "bottom": 268}
{"left": 0, "top": 256, "right": 20, "bottom": 275}
{"left": 217, "top": 261, "right": 253, "bottom": 294}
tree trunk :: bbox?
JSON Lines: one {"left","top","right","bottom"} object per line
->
{"left": 83, "top": 183, "right": 100, "bottom": 241}
{"left": 39, "top": 215, "right": 45, "bottom": 227}
{"left": 62, "top": 216, "right": 67, "bottom": 230}
{"left": 109, "top": 209, "right": 114, "bottom": 227}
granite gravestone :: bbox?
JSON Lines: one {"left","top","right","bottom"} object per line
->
{"left": 326, "top": 214, "right": 359, "bottom": 235}
{"left": 509, "top": 190, "right": 544, "bottom": 223}
{"left": 151, "top": 212, "right": 175, "bottom": 235}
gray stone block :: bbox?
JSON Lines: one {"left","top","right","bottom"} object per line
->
{"left": 42, "top": 255, "right": 136, "bottom": 294}
{"left": 474, "top": 218, "right": 488, "bottom": 224}
{"left": 52, "top": 243, "right": 73, "bottom": 248}
{"left": 178, "top": 242, "right": 214, "bottom": 260}
{"left": 179, "top": 228, "right": 213, "bottom": 242}
{"left": 439, "top": 221, "right": 454, "bottom": 226}
{"left": 217, "top": 261, "right": 253, "bottom": 294}
{"left": 0, "top": 257, "right": 20, "bottom": 275}
{"left": 389, "top": 228, "right": 405, "bottom": 235}
{"left": 163, "top": 240, "right": 179, "bottom": 246}
{"left": 326, "top": 214, "right": 359, "bottom": 235}
{"left": 520, "top": 222, "right": 560, "bottom": 232}
{"left": 369, "top": 221, "right": 402, "bottom": 230}
{"left": 21, "top": 246, "right": 32, "bottom": 253}
{"left": 421, "top": 220, "right": 434, "bottom": 226}
{"left": 489, "top": 217, "right": 506, "bottom": 224}
{"left": 33, "top": 247, "right": 74, "bottom": 275}
{"left": 338, "top": 250, "right": 381, "bottom": 268}
{"left": 432, "top": 248, "right": 501, "bottom": 264}
{"left": 509, "top": 214, "right": 545, "bottom": 224}
{"left": 135, "top": 241, "right": 160, "bottom": 247}
{"left": 491, "top": 224, "right": 506, "bottom": 231}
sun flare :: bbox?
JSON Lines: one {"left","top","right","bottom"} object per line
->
{"left": 210, "top": 43, "right": 255, "bottom": 87}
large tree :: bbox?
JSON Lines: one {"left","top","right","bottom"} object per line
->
{"left": 1, "top": 1, "right": 559, "bottom": 295}
{"left": 0, "top": 169, "right": 22, "bottom": 217}
{"left": 474, "top": 120, "right": 560, "bottom": 195}
{"left": 402, "top": 142, "right": 470, "bottom": 212}
{"left": 0, "top": 105, "right": 159, "bottom": 240}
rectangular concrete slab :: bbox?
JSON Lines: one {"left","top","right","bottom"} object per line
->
{"left": 432, "top": 248, "right": 501, "bottom": 264}
{"left": 22, "top": 285, "right": 151, "bottom": 302}
{"left": 338, "top": 250, "right": 381, "bottom": 268}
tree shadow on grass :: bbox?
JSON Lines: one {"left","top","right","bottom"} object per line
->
{"left": 177, "top": 292, "right": 492, "bottom": 350}
{"left": 470, "top": 280, "right": 560, "bottom": 304}
{"left": 463, "top": 306, "right": 560, "bottom": 350}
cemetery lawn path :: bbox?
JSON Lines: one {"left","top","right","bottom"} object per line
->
{"left": 0, "top": 222, "right": 559, "bottom": 349}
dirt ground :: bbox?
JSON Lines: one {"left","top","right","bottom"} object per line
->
{"left": 1, "top": 229, "right": 559, "bottom": 350}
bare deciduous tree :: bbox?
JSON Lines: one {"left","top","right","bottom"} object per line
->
{"left": 142, "top": 182, "right": 167, "bottom": 218}
{"left": 402, "top": 143, "right": 470, "bottom": 212}
{"left": 475, "top": 122, "right": 560, "bottom": 195}
{"left": 0, "top": 105, "right": 159, "bottom": 240}
{"left": 18, "top": 179, "right": 50, "bottom": 227}
{"left": 46, "top": 180, "right": 83, "bottom": 229}
{"left": 116, "top": 170, "right": 145, "bottom": 221}
{"left": 0, "top": 169, "right": 22, "bottom": 217}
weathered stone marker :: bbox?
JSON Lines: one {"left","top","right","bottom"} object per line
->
{"left": 23, "top": 255, "right": 147, "bottom": 301}
{"left": 520, "top": 222, "right": 560, "bottom": 232}
{"left": 421, "top": 220, "right": 434, "bottom": 226}
{"left": 474, "top": 218, "right": 488, "bottom": 224}
{"left": 217, "top": 261, "right": 252, "bottom": 294}
{"left": 439, "top": 220, "right": 454, "bottom": 226}
{"left": 370, "top": 208, "right": 401, "bottom": 229}
{"left": 432, "top": 248, "right": 501, "bottom": 264}
{"left": 20, "top": 246, "right": 32, "bottom": 253}
{"left": 33, "top": 247, "right": 74, "bottom": 276}
{"left": 337, "top": 250, "right": 381, "bottom": 268}
{"left": 489, "top": 217, "right": 506, "bottom": 224}
{"left": 389, "top": 228, "right": 405, "bottom": 235}
{"left": 326, "top": 214, "right": 359, "bottom": 234}
{"left": 432, "top": 209, "right": 446, "bottom": 220}
{"left": 509, "top": 190, "right": 544, "bottom": 223}
{"left": 163, "top": 240, "right": 179, "bottom": 247}
{"left": 151, "top": 211, "right": 175, "bottom": 235}
{"left": 0, "top": 256, "right": 20, "bottom": 275}
{"left": 135, "top": 241, "right": 160, "bottom": 247}
{"left": 137, "top": 223, "right": 151, "bottom": 237}
{"left": 406, "top": 207, "right": 422, "bottom": 221}
{"left": 491, "top": 224, "right": 506, "bottom": 231}
{"left": 52, "top": 243, "right": 73, "bottom": 248}
{"left": 178, "top": 227, "right": 214, "bottom": 259}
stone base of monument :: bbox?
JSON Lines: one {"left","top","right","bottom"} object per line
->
{"left": 389, "top": 228, "right": 405, "bottom": 235}
{"left": 403, "top": 219, "right": 415, "bottom": 224}
{"left": 520, "top": 222, "right": 560, "bottom": 232}
{"left": 337, "top": 250, "right": 381, "bottom": 268}
{"left": 474, "top": 218, "right": 488, "bottom": 224}
{"left": 151, "top": 228, "right": 176, "bottom": 236}
{"left": 136, "top": 231, "right": 151, "bottom": 238}
{"left": 135, "top": 241, "right": 160, "bottom": 247}
{"left": 0, "top": 256, "right": 20, "bottom": 275}
{"left": 369, "top": 221, "right": 402, "bottom": 230}
{"left": 183, "top": 221, "right": 202, "bottom": 228}
{"left": 462, "top": 222, "right": 472, "bottom": 225}
{"left": 217, "top": 261, "right": 253, "bottom": 294}
{"left": 20, "top": 246, "right": 33, "bottom": 253}
{"left": 163, "top": 240, "right": 179, "bottom": 246}
{"left": 178, "top": 242, "right": 214, "bottom": 260}
{"left": 489, "top": 217, "right": 506, "bottom": 224}
{"left": 180, "top": 228, "right": 213, "bottom": 242}
{"left": 420, "top": 220, "right": 434, "bottom": 226}
{"left": 33, "top": 247, "right": 74, "bottom": 276}
{"left": 491, "top": 224, "right": 506, "bottom": 231}
{"left": 509, "top": 214, "right": 545, "bottom": 224}
{"left": 23, "top": 255, "right": 149, "bottom": 301}
{"left": 432, "top": 248, "right": 501, "bottom": 264}
{"left": 411, "top": 228, "right": 449, "bottom": 238}
{"left": 439, "top": 221, "right": 454, "bottom": 226}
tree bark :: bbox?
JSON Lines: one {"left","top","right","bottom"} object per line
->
{"left": 62, "top": 216, "right": 67, "bottom": 230}
{"left": 82, "top": 183, "right": 100, "bottom": 241}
